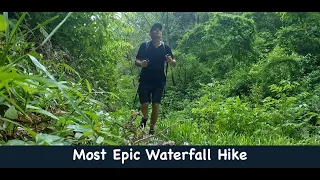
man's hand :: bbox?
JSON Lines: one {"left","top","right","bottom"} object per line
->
{"left": 141, "top": 60, "right": 149, "bottom": 67}
{"left": 166, "top": 55, "right": 176, "bottom": 67}
{"left": 135, "top": 59, "right": 149, "bottom": 67}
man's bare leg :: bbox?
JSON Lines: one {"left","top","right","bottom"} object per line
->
{"left": 140, "top": 103, "right": 149, "bottom": 128}
{"left": 150, "top": 103, "right": 159, "bottom": 130}
{"left": 141, "top": 103, "right": 149, "bottom": 118}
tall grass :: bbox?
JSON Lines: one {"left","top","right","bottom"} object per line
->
{"left": 0, "top": 12, "right": 122, "bottom": 145}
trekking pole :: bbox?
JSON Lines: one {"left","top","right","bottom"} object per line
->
{"left": 161, "top": 60, "right": 169, "bottom": 118}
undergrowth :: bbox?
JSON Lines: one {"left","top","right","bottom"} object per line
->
{"left": 1, "top": 12, "right": 320, "bottom": 146}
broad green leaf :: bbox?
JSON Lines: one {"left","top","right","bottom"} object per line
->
{"left": 29, "top": 55, "right": 55, "bottom": 80}
{"left": 67, "top": 124, "right": 93, "bottom": 133}
{"left": 6, "top": 139, "right": 26, "bottom": 145}
{"left": 0, "top": 91, "right": 27, "bottom": 118}
{"left": 4, "top": 106, "right": 18, "bottom": 119}
{"left": 7, "top": 123, "right": 15, "bottom": 132}
{"left": 30, "top": 109, "right": 59, "bottom": 120}
{"left": 96, "top": 136, "right": 104, "bottom": 144}
{"left": 36, "top": 133, "right": 62, "bottom": 144}
{"left": 0, "top": 15, "right": 8, "bottom": 32}
{"left": 26, "top": 105, "right": 41, "bottom": 110}
{"left": 74, "top": 133, "right": 83, "bottom": 139}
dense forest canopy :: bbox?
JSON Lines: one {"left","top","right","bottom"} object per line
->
{"left": 1, "top": 12, "right": 320, "bottom": 145}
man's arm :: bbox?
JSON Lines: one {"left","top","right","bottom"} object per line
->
{"left": 135, "top": 43, "right": 148, "bottom": 67}
{"left": 165, "top": 45, "right": 176, "bottom": 67}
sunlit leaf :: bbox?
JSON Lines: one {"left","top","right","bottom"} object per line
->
{"left": 96, "top": 136, "right": 104, "bottom": 144}
{"left": 4, "top": 106, "right": 18, "bottom": 119}
{"left": 6, "top": 139, "right": 26, "bottom": 145}
{"left": 26, "top": 105, "right": 41, "bottom": 110}
{"left": 29, "top": 55, "right": 55, "bottom": 80}
{"left": 75, "top": 133, "right": 83, "bottom": 139}
{"left": 67, "top": 124, "right": 93, "bottom": 133}
{"left": 0, "top": 15, "right": 8, "bottom": 32}
{"left": 36, "top": 133, "right": 62, "bottom": 144}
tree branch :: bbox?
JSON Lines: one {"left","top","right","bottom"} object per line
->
{"left": 132, "top": 120, "right": 184, "bottom": 145}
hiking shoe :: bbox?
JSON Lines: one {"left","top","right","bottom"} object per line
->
{"left": 140, "top": 117, "right": 148, "bottom": 128}
{"left": 149, "top": 128, "right": 155, "bottom": 135}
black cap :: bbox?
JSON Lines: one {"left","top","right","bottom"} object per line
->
{"left": 150, "top": 23, "right": 162, "bottom": 32}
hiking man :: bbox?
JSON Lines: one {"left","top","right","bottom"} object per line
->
{"left": 135, "top": 23, "right": 176, "bottom": 135}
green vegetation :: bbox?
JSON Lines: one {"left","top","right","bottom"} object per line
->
{"left": 1, "top": 12, "right": 320, "bottom": 146}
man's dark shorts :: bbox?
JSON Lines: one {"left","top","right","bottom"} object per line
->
{"left": 138, "top": 81, "right": 166, "bottom": 104}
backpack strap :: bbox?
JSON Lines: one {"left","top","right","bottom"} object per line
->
{"left": 161, "top": 41, "right": 176, "bottom": 87}
{"left": 161, "top": 41, "right": 169, "bottom": 79}
{"left": 160, "top": 41, "right": 170, "bottom": 75}
{"left": 145, "top": 41, "right": 150, "bottom": 56}
{"left": 161, "top": 41, "right": 167, "bottom": 55}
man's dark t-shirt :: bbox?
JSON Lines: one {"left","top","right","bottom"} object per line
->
{"left": 136, "top": 41, "right": 174, "bottom": 85}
